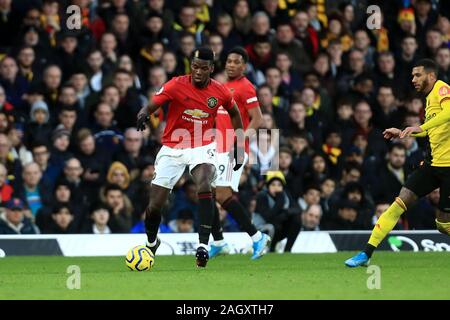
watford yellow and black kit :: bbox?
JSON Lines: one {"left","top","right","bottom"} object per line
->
{"left": 405, "top": 80, "right": 450, "bottom": 212}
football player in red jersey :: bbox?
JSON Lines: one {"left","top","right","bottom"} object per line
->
{"left": 136, "top": 47, "right": 245, "bottom": 267}
{"left": 210, "top": 47, "right": 271, "bottom": 260}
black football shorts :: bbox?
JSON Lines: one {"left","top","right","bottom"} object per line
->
{"left": 404, "top": 163, "right": 450, "bottom": 212}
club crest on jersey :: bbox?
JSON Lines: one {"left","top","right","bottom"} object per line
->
{"left": 207, "top": 97, "right": 218, "bottom": 109}
{"left": 439, "top": 86, "right": 450, "bottom": 96}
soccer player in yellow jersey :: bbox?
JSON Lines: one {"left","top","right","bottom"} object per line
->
{"left": 345, "top": 59, "right": 450, "bottom": 267}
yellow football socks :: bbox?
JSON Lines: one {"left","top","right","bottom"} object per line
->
{"left": 368, "top": 197, "right": 407, "bottom": 247}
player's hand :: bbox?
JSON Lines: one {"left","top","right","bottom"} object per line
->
{"left": 136, "top": 107, "right": 150, "bottom": 131}
{"left": 400, "top": 126, "right": 422, "bottom": 138}
{"left": 229, "top": 140, "right": 245, "bottom": 171}
{"left": 383, "top": 128, "right": 402, "bottom": 140}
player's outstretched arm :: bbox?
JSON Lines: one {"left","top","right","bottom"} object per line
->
{"left": 401, "top": 99, "right": 450, "bottom": 138}
{"left": 136, "top": 101, "right": 161, "bottom": 131}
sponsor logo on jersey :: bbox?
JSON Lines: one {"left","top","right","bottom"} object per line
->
{"left": 183, "top": 109, "right": 209, "bottom": 119}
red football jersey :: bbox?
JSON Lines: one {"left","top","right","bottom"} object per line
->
{"left": 216, "top": 76, "right": 259, "bottom": 153}
{"left": 152, "top": 75, "right": 235, "bottom": 148}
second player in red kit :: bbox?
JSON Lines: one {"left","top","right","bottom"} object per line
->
{"left": 210, "top": 47, "right": 271, "bottom": 260}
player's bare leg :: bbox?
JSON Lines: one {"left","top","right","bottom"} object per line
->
{"left": 346, "top": 187, "right": 418, "bottom": 267}
{"left": 191, "top": 163, "right": 216, "bottom": 267}
{"left": 144, "top": 184, "right": 171, "bottom": 255}
{"left": 436, "top": 211, "right": 450, "bottom": 235}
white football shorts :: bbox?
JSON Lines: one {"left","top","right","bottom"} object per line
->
{"left": 152, "top": 142, "right": 217, "bottom": 190}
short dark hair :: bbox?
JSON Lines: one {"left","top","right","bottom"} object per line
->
{"left": 254, "top": 34, "right": 271, "bottom": 44}
{"left": 31, "top": 141, "right": 49, "bottom": 151}
{"left": 227, "top": 46, "right": 249, "bottom": 63}
{"left": 389, "top": 142, "right": 406, "bottom": 153}
{"left": 59, "top": 104, "right": 77, "bottom": 114}
{"left": 191, "top": 46, "right": 215, "bottom": 63}
{"left": 343, "top": 161, "right": 362, "bottom": 173}
{"left": 104, "top": 184, "right": 123, "bottom": 197}
{"left": 414, "top": 58, "right": 439, "bottom": 76}
{"left": 114, "top": 68, "right": 133, "bottom": 78}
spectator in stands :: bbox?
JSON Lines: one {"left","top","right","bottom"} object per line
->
{"left": 112, "top": 69, "right": 142, "bottom": 131}
{"left": 168, "top": 208, "right": 195, "bottom": 233}
{"left": 42, "top": 204, "right": 77, "bottom": 234}
{"left": 320, "top": 177, "right": 336, "bottom": 215}
{"left": 50, "top": 127, "right": 73, "bottom": 168}
{"left": 373, "top": 143, "right": 409, "bottom": 203}
{"left": 257, "top": 84, "right": 287, "bottom": 129}
{"left": 31, "top": 142, "right": 60, "bottom": 188}
{"left": 36, "top": 178, "right": 82, "bottom": 233}
{"left": 373, "top": 84, "right": 400, "bottom": 130}
{"left": 17, "top": 45, "right": 39, "bottom": 85}
{"left": 14, "top": 162, "right": 51, "bottom": 218}
{"left": 40, "top": 65, "right": 62, "bottom": 112}
{"left": 0, "top": 163, "right": 13, "bottom": 204}
{"left": 396, "top": 35, "right": 419, "bottom": 95}
{"left": 325, "top": 199, "right": 365, "bottom": 230}
{"left": 9, "top": 125, "right": 32, "bottom": 166}
{"left": 76, "top": 128, "right": 110, "bottom": 199}
{"left": 291, "top": 10, "right": 319, "bottom": 60}
{"left": 255, "top": 171, "right": 301, "bottom": 252}
{"left": 219, "top": 11, "right": 243, "bottom": 52}
{"left": 168, "top": 179, "right": 199, "bottom": 226}
{"left": 0, "top": 56, "right": 28, "bottom": 112}
{"left": 113, "top": 128, "right": 144, "bottom": 181}
{"left": 0, "top": 133, "right": 22, "bottom": 184}
{"left": 70, "top": 71, "right": 92, "bottom": 111}
{"left": 25, "top": 100, "right": 52, "bottom": 148}
{"left": 272, "top": 22, "right": 312, "bottom": 74}
{"left": 407, "top": 188, "right": 440, "bottom": 230}
{"left": 60, "top": 157, "right": 89, "bottom": 206}
{"left": 119, "top": 54, "right": 143, "bottom": 90}
{"left": 301, "top": 204, "right": 322, "bottom": 231}
{"left": 337, "top": 49, "right": 366, "bottom": 94}
{"left": 90, "top": 102, "right": 123, "bottom": 152}
{"left": 161, "top": 50, "right": 180, "bottom": 80}
{"left": 436, "top": 46, "right": 450, "bottom": 83}
{"left": 128, "top": 157, "right": 154, "bottom": 220}
{"left": 86, "top": 49, "right": 108, "bottom": 92}
{"left": 0, "top": 111, "right": 12, "bottom": 135}
{"left": 275, "top": 52, "right": 302, "bottom": 96}
{"left": 279, "top": 146, "right": 302, "bottom": 199}
{"left": 100, "top": 85, "right": 121, "bottom": 115}
{"left": 105, "top": 161, "right": 131, "bottom": 194}
{"left": 0, "top": 86, "right": 14, "bottom": 115}
{"left": 102, "top": 183, "right": 133, "bottom": 233}
{"left": 0, "top": 198, "right": 39, "bottom": 234}
{"left": 246, "top": 34, "right": 273, "bottom": 74}
{"left": 57, "top": 105, "right": 79, "bottom": 148}
{"left": 82, "top": 203, "right": 112, "bottom": 234}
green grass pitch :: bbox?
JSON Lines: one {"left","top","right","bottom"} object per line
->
{"left": 0, "top": 252, "right": 448, "bottom": 300}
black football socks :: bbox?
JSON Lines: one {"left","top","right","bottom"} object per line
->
{"left": 198, "top": 192, "right": 214, "bottom": 245}
{"left": 145, "top": 206, "right": 161, "bottom": 245}
{"left": 222, "top": 196, "right": 258, "bottom": 237}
